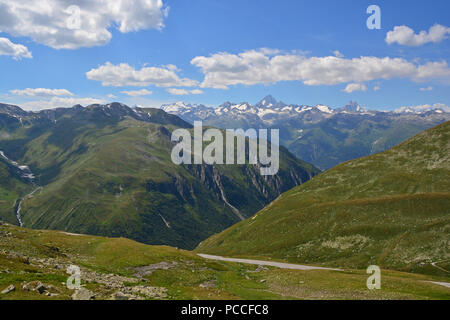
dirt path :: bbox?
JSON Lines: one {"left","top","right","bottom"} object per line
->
{"left": 197, "top": 254, "right": 342, "bottom": 271}
{"left": 429, "top": 281, "right": 450, "bottom": 289}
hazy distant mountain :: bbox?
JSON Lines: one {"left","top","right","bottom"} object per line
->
{"left": 162, "top": 96, "right": 450, "bottom": 169}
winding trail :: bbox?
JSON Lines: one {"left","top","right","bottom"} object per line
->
{"left": 428, "top": 281, "right": 450, "bottom": 289}
{"left": 431, "top": 261, "right": 450, "bottom": 274}
{"left": 197, "top": 254, "right": 342, "bottom": 271}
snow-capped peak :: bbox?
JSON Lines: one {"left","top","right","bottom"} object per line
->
{"left": 315, "top": 105, "right": 333, "bottom": 114}
{"left": 258, "top": 95, "right": 277, "bottom": 105}
{"left": 161, "top": 102, "right": 193, "bottom": 113}
{"left": 394, "top": 103, "right": 450, "bottom": 114}
{"left": 255, "top": 95, "right": 286, "bottom": 109}
{"left": 338, "top": 101, "right": 366, "bottom": 113}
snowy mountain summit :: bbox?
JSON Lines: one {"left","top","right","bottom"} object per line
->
{"left": 160, "top": 95, "right": 449, "bottom": 125}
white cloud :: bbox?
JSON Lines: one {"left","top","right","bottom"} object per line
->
{"left": 166, "top": 88, "right": 204, "bottom": 95}
{"left": 191, "top": 49, "right": 450, "bottom": 89}
{"left": 10, "top": 88, "right": 73, "bottom": 97}
{"left": 167, "top": 88, "right": 188, "bottom": 95}
{"left": 0, "top": 0, "right": 168, "bottom": 49}
{"left": 420, "top": 86, "right": 434, "bottom": 91}
{"left": 163, "top": 64, "right": 180, "bottom": 72}
{"left": 386, "top": 24, "right": 450, "bottom": 47}
{"left": 333, "top": 50, "right": 344, "bottom": 58}
{"left": 395, "top": 103, "right": 450, "bottom": 113}
{"left": 121, "top": 89, "right": 153, "bottom": 96}
{"left": 0, "top": 37, "right": 32, "bottom": 59}
{"left": 414, "top": 61, "right": 450, "bottom": 80}
{"left": 107, "top": 94, "right": 117, "bottom": 99}
{"left": 373, "top": 85, "right": 381, "bottom": 91}
{"left": 20, "top": 97, "right": 107, "bottom": 111}
{"left": 86, "top": 62, "right": 198, "bottom": 87}
{"left": 342, "top": 83, "right": 367, "bottom": 93}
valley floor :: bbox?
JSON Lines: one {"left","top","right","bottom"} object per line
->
{"left": 0, "top": 222, "right": 449, "bottom": 300}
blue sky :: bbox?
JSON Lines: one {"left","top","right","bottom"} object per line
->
{"left": 0, "top": 0, "right": 449, "bottom": 111}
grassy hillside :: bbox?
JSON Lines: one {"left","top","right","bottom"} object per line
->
{"left": 197, "top": 122, "right": 450, "bottom": 274}
{"left": 0, "top": 103, "right": 319, "bottom": 250}
{"left": 1, "top": 222, "right": 449, "bottom": 300}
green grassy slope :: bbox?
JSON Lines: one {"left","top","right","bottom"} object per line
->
{"left": 196, "top": 122, "right": 450, "bottom": 274}
{"left": 1, "top": 222, "right": 448, "bottom": 300}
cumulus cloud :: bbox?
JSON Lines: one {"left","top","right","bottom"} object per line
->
{"left": 10, "top": 88, "right": 73, "bottom": 97}
{"left": 20, "top": 97, "right": 107, "bottom": 111}
{"left": 373, "top": 85, "right": 381, "bottom": 91}
{"left": 0, "top": 37, "right": 32, "bottom": 59}
{"left": 333, "top": 50, "right": 344, "bottom": 58}
{"left": 395, "top": 103, "right": 450, "bottom": 113}
{"left": 166, "top": 88, "right": 204, "bottom": 95}
{"left": 191, "top": 49, "right": 450, "bottom": 89}
{"left": 342, "top": 83, "right": 367, "bottom": 93}
{"left": 121, "top": 89, "right": 153, "bottom": 96}
{"left": 86, "top": 62, "right": 198, "bottom": 87}
{"left": 420, "top": 86, "right": 434, "bottom": 91}
{"left": 386, "top": 24, "right": 450, "bottom": 46}
{"left": 0, "top": 0, "right": 168, "bottom": 49}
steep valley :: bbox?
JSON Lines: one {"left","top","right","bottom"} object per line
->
{"left": 0, "top": 103, "right": 319, "bottom": 249}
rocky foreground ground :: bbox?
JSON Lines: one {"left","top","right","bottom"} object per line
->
{"left": 1, "top": 221, "right": 449, "bottom": 300}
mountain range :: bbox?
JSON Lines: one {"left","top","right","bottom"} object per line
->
{"left": 161, "top": 96, "right": 450, "bottom": 169}
{"left": 0, "top": 102, "right": 318, "bottom": 250}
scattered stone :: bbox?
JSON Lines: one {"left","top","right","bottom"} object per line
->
{"left": 35, "top": 282, "right": 47, "bottom": 294}
{"left": 1, "top": 284, "right": 15, "bottom": 294}
{"left": 128, "top": 286, "right": 168, "bottom": 299}
{"left": 133, "top": 261, "right": 178, "bottom": 278}
{"left": 72, "top": 288, "right": 95, "bottom": 300}
{"left": 199, "top": 280, "right": 217, "bottom": 289}
{"left": 82, "top": 269, "right": 138, "bottom": 289}
{"left": 247, "top": 265, "right": 269, "bottom": 273}
{"left": 260, "top": 279, "right": 267, "bottom": 283}
{"left": 112, "top": 291, "right": 129, "bottom": 300}
{"left": 18, "top": 255, "right": 30, "bottom": 265}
